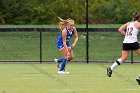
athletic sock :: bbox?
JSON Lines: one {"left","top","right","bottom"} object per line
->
{"left": 59, "top": 58, "right": 67, "bottom": 71}
{"left": 110, "top": 58, "right": 123, "bottom": 71}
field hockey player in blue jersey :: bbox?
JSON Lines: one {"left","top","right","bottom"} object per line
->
{"left": 54, "top": 17, "right": 78, "bottom": 75}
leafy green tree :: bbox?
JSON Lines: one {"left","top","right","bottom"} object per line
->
{"left": 0, "top": 0, "right": 140, "bottom": 24}
{"left": 114, "top": 0, "right": 132, "bottom": 23}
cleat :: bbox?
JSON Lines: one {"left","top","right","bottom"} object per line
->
{"left": 54, "top": 59, "right": 60, "bottom": 68}
{"left": 107, "top": 67, "right": 112, "bottom": 77}
{"left": 136, "top": 75, "right": 140, "bottom": 85}
{"left": 58, "top": 71, "right": 69, "bottom": 75}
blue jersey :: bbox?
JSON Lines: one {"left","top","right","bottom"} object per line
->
{"left": 56, "top": 27, "right": 75, "bottom": 50}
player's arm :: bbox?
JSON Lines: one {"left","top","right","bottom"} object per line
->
{"left": 62, "top": 29, "right": 69, "bottom": 54}
{"left": 72, "top": 27, "right": 78, "bottom": 49}
{"left": 137, "top": 21, "right": 140, "bottom": 30}
{"left": 118, "top": 22, "right": 129, "bottom": 35}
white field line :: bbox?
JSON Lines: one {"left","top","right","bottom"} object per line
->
{"left": 48, "top": 89, "right": 80, "bottom": 92}
{"left": 16, "top": 78, "right": 33, "bottom": 80}
{"left": 118, "top": 89, "right": 140, "bottom": 91}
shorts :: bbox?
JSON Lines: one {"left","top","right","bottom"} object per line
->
{"left": 56, "top": 41, "right": 71, "bottom": 50}
{"left": 122, "top": 42, "right": 140, "bottom": 51}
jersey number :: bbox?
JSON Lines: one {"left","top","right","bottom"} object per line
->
{"left": 126, "top": 27, "right": 133, "bottom": 36}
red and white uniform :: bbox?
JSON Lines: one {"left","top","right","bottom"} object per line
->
{"left": 123, "top": 21, "right": 139, "bottom": 43}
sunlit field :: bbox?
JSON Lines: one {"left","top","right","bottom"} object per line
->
{"left": 0, "top": 63, "right": 140, "bottom": 93}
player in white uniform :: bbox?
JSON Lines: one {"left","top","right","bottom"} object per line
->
{"left": 107, "top": 12, "right": 140, "bottom": 84}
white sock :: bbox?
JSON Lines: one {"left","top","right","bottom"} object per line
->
{"left": 110, "top": 58, "right": 123, "bottom": 71}
{"left": 110, "top": 62, "right": 118, "bottom": 71}
{"left": 138, "top": 75, "right": 140, "bottom": 78}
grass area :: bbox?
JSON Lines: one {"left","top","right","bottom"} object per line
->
{"left": 0, "top": 24, "right": 140, "bottom": 62}
{"left": 76, "top": 24, "right": 122, "bottom": 28}
{"left": 0, "top": 63, "right": 140, "bottom": 93}
{"left": 0, "top": 31, "right": 140, "bottom": 62}
{"left": 0, "top": 32, "right": 40, "bottom": 60}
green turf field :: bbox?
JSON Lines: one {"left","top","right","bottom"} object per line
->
{"left": 0, "top": 63, "right": 140, "bottom": 93}
{"left": 0, "top": 31, "right": 140, "bottom": 62}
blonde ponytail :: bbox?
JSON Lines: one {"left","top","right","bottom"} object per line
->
{"left": 57, "top": 17, "right": 67, "bottom": 31}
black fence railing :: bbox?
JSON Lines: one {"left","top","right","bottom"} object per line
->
{"left": 0, "top": 27, "right": 136, "bottom": 64}
{"left": 0, "top": 28, "right": 118, "bottom": 32}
